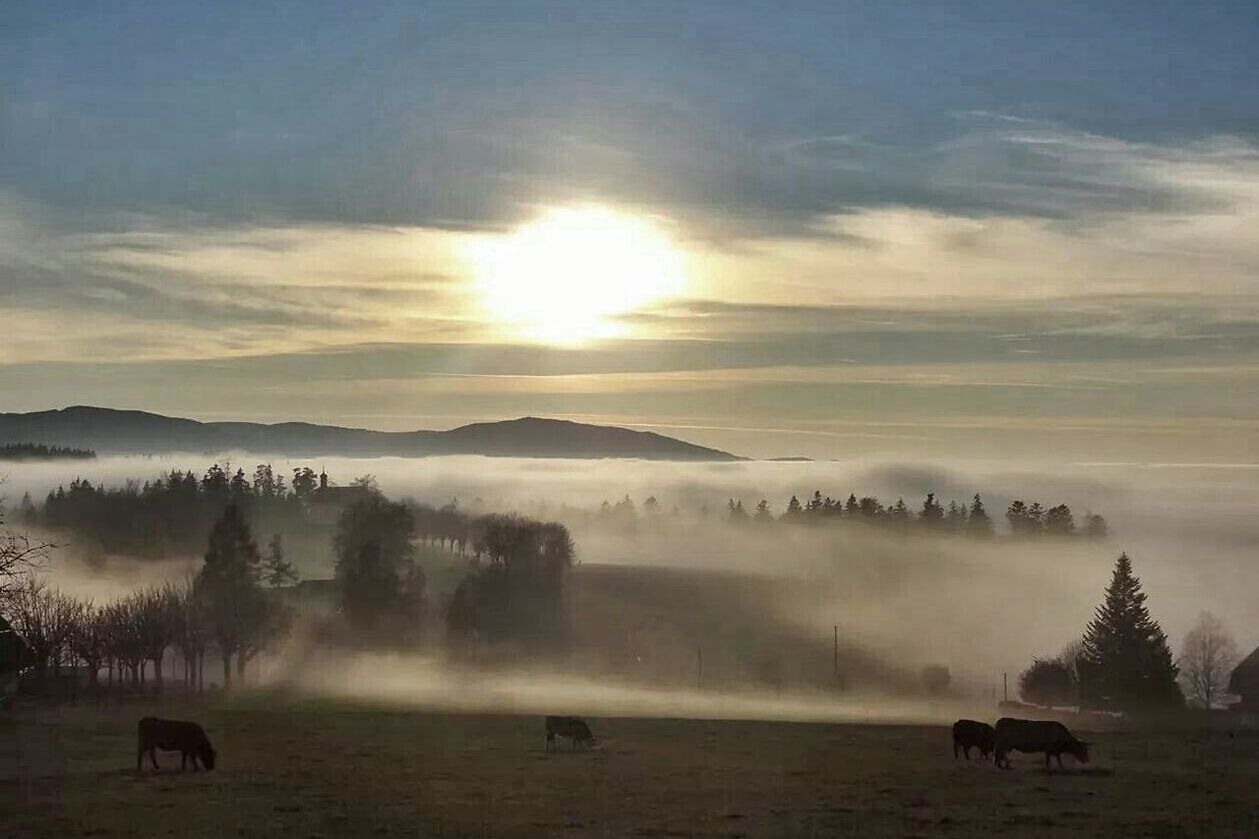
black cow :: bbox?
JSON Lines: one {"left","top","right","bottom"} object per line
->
{"left": 545, "top": 715, "right": 596, "bottom": 751}
{"left": 993, "top": 717, "right": 1089, "bottom": 769}
{"left": 952, "top": 719, "right": 995, "bottom": 760}
{"left": 137, "top": 717, "right": 217, "bottom": 772}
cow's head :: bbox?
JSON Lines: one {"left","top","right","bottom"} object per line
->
{"left": 201, "top": 745, "right": 217, "bottom": 771}
{"left": 1070, "top": 739, "right": 1090, "bottom": 764}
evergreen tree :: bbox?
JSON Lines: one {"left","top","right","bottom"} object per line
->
{"left": 918, "top": 493, "right": 944, "bottom": 527}
{"left": 754, "top": 499, "right": 773, "bottom": 522}
{"left": 261, "top": 534, "right": 298, "bottom": 588}
{"left": 197, "top": 505, "right": 268, "bottom": 687}
{"left": 1079, "top": 553, "right": 1182, "bottom": 711}
{"left": 845, "top": 494, "right": 859, "bottom": 516}
{"left": 785, "top": 495, "right": 803, "bottom": 517}
{"left": 967, "top": 494, "right": 993, "bottom": 536}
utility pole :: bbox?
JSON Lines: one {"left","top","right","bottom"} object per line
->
{"left": 1003, "top": 672, "right": 1008, "bottom": 703}
{"left": 833, "top": 625, "right": 839, "bottom": 681}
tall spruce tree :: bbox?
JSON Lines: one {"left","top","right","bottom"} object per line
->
{"left": 1080, "top": 553, "right": 1182, "bottom": 710}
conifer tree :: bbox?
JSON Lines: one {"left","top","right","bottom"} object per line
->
{"left": 1080, "top": 553, "right": 1182, "bottom": 710}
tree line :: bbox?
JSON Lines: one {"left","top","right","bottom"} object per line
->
{"left": 0, "top": 443, "right": 96, "bottom": 461}
{"left": 31, "top": 464, "right": 338, "bottom": 558}
{"left": 591, "top": 490, "right": 1108, "bottom": 539}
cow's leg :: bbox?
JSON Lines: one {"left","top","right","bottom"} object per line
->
{"left": 137, "top": 745, "right": 144, "bottom": 774}
{"left": 150, "top": 749, "right": 160, "bottom": 771}
{"left": 1044, "top": 752, "right": 1051, "bottom": 769}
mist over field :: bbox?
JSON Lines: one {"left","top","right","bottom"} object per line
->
{"left": 4, "top": 452, "right": 1256, "bottom": 718}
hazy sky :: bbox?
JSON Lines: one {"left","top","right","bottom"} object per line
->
{"left": 3, "top": 1, "right": 1259, "bottom": 459}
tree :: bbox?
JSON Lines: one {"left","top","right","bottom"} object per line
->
{"left": 918, "top": 493, "right": 944, "bottom": 527}
{"left": 452, "top": 515, "right": 574, "bottom": 647}
{"left": 1082, "top": 513, "right": 1109, "bottom": 540}
{"left": 1079, "top": 553, "right": 1182, "bottom": 711}
{"left": 261, "top": 534, "right": 298, "bottom": 588}
{"left": 0, "top": 497, "right": 51, "bottom": 602}
{"left": 197, "top": 505, "right": 267, "bottom": 687}
{"left": 68, "top": 599, "right": 107, "bottom": 692}
{"left": 1019, "top": 658, "right": 1076, "bottom": 707}
{"left": 131, "top": 586, "right": 178, "bottom": 690}
{"left": 291, "top": 467, "right": 318, "bottom": 499}
{"left": 967, "top": 494, "right": 993, "bottom": 537}
{"left": 754, "top": 499, "right": 773, "bottom": 522}
{"left": 5, "top": 579, "right": 78, "bottom": 694}
{"left": 333, "top": 496, "right": 423, "bottom": 636}
{"left": 1043, "top": 504, "right": 1075, "bottom": 537}
{"left": 1177, "top": 611, "right": 1240, "bottom": 709}
{"left": 643, "top": 496, "right": 661, "bottom": 515}
{"left": 785, "top": 495, "right": 803, "bottom": 518}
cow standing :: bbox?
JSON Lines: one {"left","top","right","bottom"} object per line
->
{"left": 137, "top": 717, "right": 217, "bottom": 773}
{"left": 993, "top": 717, "right": 1089, "bottom": 769}
{"left": 952, "top": 719, "right": 995, "bottom": 760}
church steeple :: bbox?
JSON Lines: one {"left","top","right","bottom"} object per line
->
{"left": 319, "top": 468, "right": 328, "bottom": 490}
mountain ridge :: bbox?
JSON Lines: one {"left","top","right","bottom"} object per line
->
{"left": 0, "top": 406, "right": 744, "bottom": 461}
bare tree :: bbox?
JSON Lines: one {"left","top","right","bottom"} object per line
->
{"left": 170, "top": 578, "right": 209, "bottom": 692}
{"left": 68, "top": 599, "right": 108, "bottom": 693}
{"left": 0, "top": 493, "right": 52, "bottom": 603}
{"left": 131, "top": 586, "right": 178, "bottom": 691}
{"left": 1178, "top": 611, "right": 1240, "bottom": 709}
{"left": 5, "top": 579, "right": 79, "bottom": 694}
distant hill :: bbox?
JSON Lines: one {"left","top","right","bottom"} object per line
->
{"left": 0, "top": 406, "right": 744, "bottom": 461}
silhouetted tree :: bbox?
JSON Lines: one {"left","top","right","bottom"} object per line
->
{"left": 919, "top": 493, "right": 944, "bottom": 527}
{"left": 754, "top": 499, "right": 773, "bottom": 522}
{"left": 1080, "top": 553, "right": 1182, "bottom": 710}
{"left": 967, "top": 494, "right": 993, "bottom": 537}
{"left": 6, "top": 579, "right": 78, "bottom": 694}
{"left": 643, "top": 496, "right": 661, "bottom": 515}
{"left": 451, "top": 515, "right": 574, "bottom": 647}
{"left": 0, "top": 501, "right": 50, "bottom": 602}
{"left": 784, "top": 495, "right": 803, "bottom": 518}
{"left": 262, "top": 534, "right": 297, "bottom": 588}
{"left": 1082, "top": 513, "right": 1109, "bottom": 540}
{"left": 333, "top": 496, "right": 423, "bottom": 636}
{"left": 291, "top": 467, "right": 318, "bottom": 499}
{"left": 197, "top": 505, "right": 267, "bottom": 687}
{"left": 1177, "top": 611, "right": 1239, "bottom": 709}
{"left": 1019, "top": 657, "right": 1076, "bottom": 707}
{"left": 1043, "top": 504, "right": 1075, "bottom": 537}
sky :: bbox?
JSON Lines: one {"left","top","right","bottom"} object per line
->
{"left": 3, "top": 1, "right": 1259, "bottom": 460}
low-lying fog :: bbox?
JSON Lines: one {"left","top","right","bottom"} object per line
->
{"left": 4, "top": 453, "right": 1257, "bottom": 718}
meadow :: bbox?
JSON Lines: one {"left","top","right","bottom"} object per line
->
{"left": 4, "top": 698, "right": 1257, "bottom": 838}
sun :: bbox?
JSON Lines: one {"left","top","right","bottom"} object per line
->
{"left": 465, "top": 205, "right": 687, "bottom": 344}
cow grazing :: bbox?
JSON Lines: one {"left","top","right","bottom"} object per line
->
{"left": 952, "top": 719, "right": 995, "bottom": 760}
{"left": 545, "top": 715, "right": 596, "bottom": 751}
{"left": 993, "top": 717, "right": 1089, "bottom": 769}
{"left": 137, "top": 717, "right": 217, "bottom": 773}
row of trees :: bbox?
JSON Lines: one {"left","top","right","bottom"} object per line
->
{"left": 330, "top": 492, "right": 576, "bottom": 649}
{"left": 31, "top": 464, "right": 344, "bottom": 558}
{"left": 1017, "top": 553, "right": 1242, "bottom": 712}
{"left": 2, "top": 500, "right": 292, "bottom": 697}
{"left": 0, "top": 443, "right": 95, "bottom": 461}
{"left": 592, "top": 490, "right": 1107, "bottom": 539}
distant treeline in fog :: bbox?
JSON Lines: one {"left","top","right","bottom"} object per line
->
{"left": 580, "top": 490, "right": 1108, "bottom": 539}
{"left": 0, "top": 442, "right": 96, "bottom": 461}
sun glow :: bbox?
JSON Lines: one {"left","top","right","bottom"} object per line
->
{"left": 466, "top": 205, "right": 687, "bottom": 344}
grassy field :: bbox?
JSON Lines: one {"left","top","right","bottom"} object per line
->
{"left": 3, "top": 698, "right": 1257, "bottom": 838}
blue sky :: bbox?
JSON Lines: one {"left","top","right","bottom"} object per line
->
{"left": 3, "top": 1, "right": 1259, "bottom": 458}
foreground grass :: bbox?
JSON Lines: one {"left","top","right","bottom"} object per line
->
{"left": 3, "top": 697, "right": 1257, "bottom": 838}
